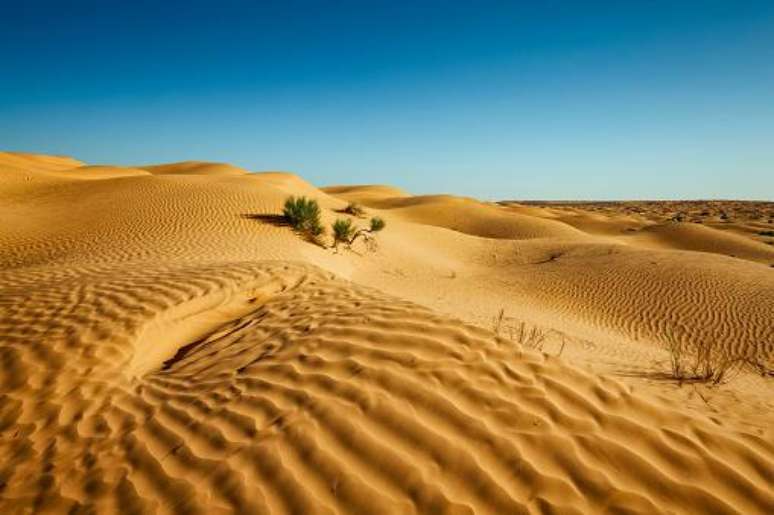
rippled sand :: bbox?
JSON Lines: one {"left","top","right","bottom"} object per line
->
{"left": 1, "top": 152, "right": 772, "bottom": 514}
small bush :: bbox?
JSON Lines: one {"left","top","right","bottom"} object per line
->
{"left": 283, "top": 196, "right": 324, "bottom": 239}
{"left": 758, "top": 230, "right": 774, "bottom": 237}
{"left": 370, "top": 217, "right": 385, "bottom": 232}
{"left": 331, "top": 216, "right": 387, "bottom": 251}
{"left": 343, "top": 202, "right": 366, "bottom": 217}
{"left": 332, "top": 218, "right": 356, "bottom": 246}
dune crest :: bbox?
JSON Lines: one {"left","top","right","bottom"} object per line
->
{"left": 139, "top": 161, "right": 249, "bottom": 177}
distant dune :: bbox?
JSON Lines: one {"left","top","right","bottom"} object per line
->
{"left": 1, "top": 153, "right": 772, "bottom": 514}
{"left": 139, "top": 161, "right": 249, "bottom": 177}
{"left": 323, "top": 187, "right": 585, "bottom": 240}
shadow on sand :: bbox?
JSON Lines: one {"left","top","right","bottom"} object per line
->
{"left": 241, "top": 213, "right": 329, "bottom": 249}
{"left": 240, "top": 213, "right": 290, "bottom": 227}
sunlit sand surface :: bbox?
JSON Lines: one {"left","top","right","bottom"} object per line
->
{"left": 1, "top": 152, "right": 772, "bottom": 513}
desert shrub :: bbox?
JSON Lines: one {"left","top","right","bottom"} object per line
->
{"left": 331, "top": 216, "right": 387, "bottom": 251}
{"left": 332, "top": 218, "right": 355, "bottom": 246}
{"left": 343, "top": 202, "right": 366, "bottom": 217}
{"left": 758, "top": 230, "right": 774, "bottom": 237}
{"left": 283, "top": 196, "right": 324, "bottom": 239}
{"left": 370, "top": 216, "right": 385, "bottom": 232}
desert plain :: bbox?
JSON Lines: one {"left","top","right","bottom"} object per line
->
{"left": 1, "top": 151, "right": 772, "bottom": 514}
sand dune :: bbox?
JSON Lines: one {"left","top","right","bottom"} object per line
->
{"left": 73, "top": 165, "right": 153, "bottom": 179}
{"left": 0, "top": 152, "right": 85, "bottom": 196}
{"left": 140, "top": 161, "right": 250, "bottom": 177}
{"left": 322, "top": 184, "right": 411, "bottom": 201}
{"left": 2, "top": 154, "right": 773, "bottom": 514}
{"left": 497, "top": 243, "right": 774, "bottom": 361}
{"left": 324, "top": 188, "right": 584, "bottom": 240}
{"left": 512, "top": 200, "right": 774, "bottom": 263}
{"left": 0, "top": 151, "right": 83, "bottom": 172}
{"left": 3, "top": 261, "right": 772, "bottom": 514}
{"left": 625, "top": 222, "right": 774, "bottom": 264}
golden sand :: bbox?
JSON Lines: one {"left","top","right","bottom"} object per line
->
{"left": 1, "top": 152, "right": 772, "bottom": 513}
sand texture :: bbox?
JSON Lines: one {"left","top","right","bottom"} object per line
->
{"left": 1, "top": 152, "right": 773, "bottom": 514}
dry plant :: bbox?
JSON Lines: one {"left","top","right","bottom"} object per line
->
{"left": 665, "top": 334, "right": 772, "bottom": 385}
{"left": 666, "top": 333, "right": 686, "bottom": 380}
{"left": 511, "top": 322, "right": 547, "bottom": 352}
{"left": 492, "top": 309, "right": 548, "bottom": 352}
{"left": 492, "top": 308, "right": 505, "bottom": 335}
{"left": 342, "top": 202, "right": 366, "bottom": 217}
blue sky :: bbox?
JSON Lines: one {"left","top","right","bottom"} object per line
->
{"left": 2, "top": 1, "right": 773, "bottom": 199}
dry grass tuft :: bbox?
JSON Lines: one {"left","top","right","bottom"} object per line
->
{"left": 342, "top": 202, "right": 366, "bottom": 217}
{"left": 492, "top": 309, "right": 548, "bottom": 352}
{"left": 665, "top": 334, "right": 772, "bottom": 385}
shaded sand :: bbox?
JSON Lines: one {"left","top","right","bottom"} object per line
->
{"left": 1, "top": 153, "right": 773, "bottom": 514}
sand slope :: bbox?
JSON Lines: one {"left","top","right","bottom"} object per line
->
{"left": 323, "top": 188, "right": 585, "bottom": 240}
{"left": 140, "top": 161, "right": 249, "bottom": 177}
{"left": 1, "top": 154, "right": 773, "bottom": 514}
{"left": 3, "top": 262, "right": 772, "bottom": 514}
{"left": 626, "top": 222, "right": 774, "bottom": 264}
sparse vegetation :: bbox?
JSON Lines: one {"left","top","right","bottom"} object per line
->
{"left": 331, "top": 216, "right": 386, "bottom": 251}
{"left": 370, "top": 216, "right": 385, "bottom": 232}
{"left": 280, "top": 196, "right": 386, "bottom": 250}
{"left": 758, "top": 230, "right": 774, "bottom": 236}
{"left": 283, "top": 196, "right": 324, "bottom": 241}
{"left": 332, "top": 218, "right": 356, "bottom": 246}
{"left": 492, "top": 309, "right": 550, "bottom": 353}
{"left": 492, "top": 308, "right": 506, "bottom": 334}
{"left": 343, "top": 202, "right": 366, "bottom": 217}
{"left": 511, "top": 321, "right": 547, "bottom": 352}
{"left": 665, "top": 334, "right": 771, "bottom": 385}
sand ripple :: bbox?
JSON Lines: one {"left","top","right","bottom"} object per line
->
{"left": 1, "top": 262, "right": 772, "bottom": 514}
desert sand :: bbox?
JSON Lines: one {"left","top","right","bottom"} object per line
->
{"left": 1, "top": 151, "right": 772, "bottom": 514}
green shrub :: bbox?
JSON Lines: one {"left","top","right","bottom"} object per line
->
{"left": 370, "top": 217, "right": 385, "bottom": 232}
{"left": 332, "top": 218, "right": 355, "bottom": 246}
{"left": 331, "top": 216, "right": 387, "bottom": 251}
{"left": 283, "top": 196, "right": 324, "bottom": 238}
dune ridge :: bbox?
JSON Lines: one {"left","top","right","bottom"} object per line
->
{"left": 323, "top": 188, "right": 585, "bottom": 240}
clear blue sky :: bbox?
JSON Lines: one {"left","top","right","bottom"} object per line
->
{"left": 2, "top": 1, "right": 773, "bottom": 199}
